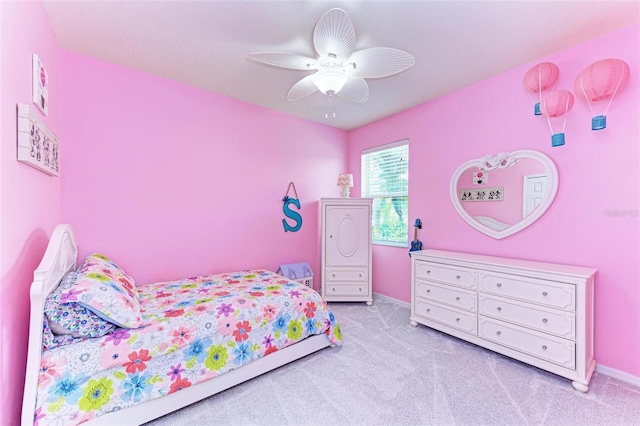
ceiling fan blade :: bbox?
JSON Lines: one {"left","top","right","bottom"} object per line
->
{"left": 313, "top": 8, "right": 356, "bottom": 61}
{"left": 287, "top": 74, "right": 319, "bottom": 101}
{"left": 336, "top": 76, "right": 369, "bottom": 104}
{"left": 349, "top": 47, "right": 415, "bottom": 78}
{"left": 248, "top": 52, "right": 319, "bottom": 70}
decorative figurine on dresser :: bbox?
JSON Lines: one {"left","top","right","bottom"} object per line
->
{"left": 410, "top": 249, "right": 597, "bottom": 392}
{"left": 321, "top": 198, "right": 373, "bottom": 305}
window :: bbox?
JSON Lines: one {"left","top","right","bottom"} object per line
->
{"left": 361, "top": 140, "right": 409, "bottom": 246}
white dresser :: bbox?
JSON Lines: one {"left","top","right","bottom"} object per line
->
{"left": 410, "top": 249, "right": 596, "bottom": 391}
{"left": 321, "top": 198, "right": 373, "bottom": 305}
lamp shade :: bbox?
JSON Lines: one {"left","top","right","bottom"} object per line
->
{"left": 541, "top": 89, "right": 574, "bottom": 118}
{"left": 574, "top": 58, "right": 630, "bottom": 102}
{"left": 337, "top": 173, "right": 354, "bottom": 187}
{"left": 522, "top": 62, "right": 560, "bottom": 93}
{"left": 314, "top": 68, "right": 348, "bottom": 94}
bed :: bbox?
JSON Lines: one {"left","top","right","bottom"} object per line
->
{"left": 22, "top": 224, "right": 342, "bottom": 426}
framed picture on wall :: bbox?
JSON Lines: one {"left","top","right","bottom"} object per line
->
{"left": 32, "top": 54, "right": 49, "bottom": 116}
{"left": 17, "top": 103, "right": 59, "bottom": 176}
{"left": 473, "top": 171, "right": 487, "bottom": 185}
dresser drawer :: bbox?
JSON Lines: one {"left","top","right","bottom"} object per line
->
{"left": 415, "top": 280, "right": 477, "bottom": 312}
{"left": 479, "top": 272, "right": 576, "bottom": 312}
{"left": 414, "top": 300, "right": 477, "bottom": 334}
{"left": 324, "top": 283, "right": 369, "bottom": 297}
{"left": 479, "top": 294, "right": 575, "bottom": 340}
{"left": 414, "top": 261, "right": 475, "bottom": 289}
{"left": 479, "top": 316, "right": 575, "bottom": 369}
{"left": 325, "top": 269, "right": 368, "bottom": 282}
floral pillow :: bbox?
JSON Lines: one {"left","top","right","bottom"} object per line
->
{"left": 80, "top": 253, "right": 137, "bottom": 294}
{"left": 44, "top": 271, "right": 116, "bottom": 338}
{"left": 73, "top": 254, "right": 142, "bottom": 328}
{"left": 42, "top": 316, "right": 84, "bottom": 350}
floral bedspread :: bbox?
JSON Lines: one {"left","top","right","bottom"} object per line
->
{"left": 35, "top": 270, "right": 342, "bottom": 425}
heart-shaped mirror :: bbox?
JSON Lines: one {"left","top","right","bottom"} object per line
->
{"left": 450, "top": 150, "right": 558, "bottom": 239}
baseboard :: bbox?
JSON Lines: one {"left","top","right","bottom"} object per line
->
{"left": 372, "top": 292, "right": 640, "bottom": 388}
{"left": 596, "top": 364, "right": 640, "bottom": 387}
{"left": 373, "top": 292, "right": 410, "bottom": 308}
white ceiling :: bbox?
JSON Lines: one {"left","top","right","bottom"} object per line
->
{"left": 43, "top": 1, "right": 640, "bottom": 131}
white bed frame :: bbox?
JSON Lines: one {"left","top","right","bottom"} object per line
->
{"left": 22, "top": 224, "right": 334, "bottom": 426}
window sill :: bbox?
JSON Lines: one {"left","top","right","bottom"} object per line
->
{"left": 372, "top": 240, "right": 408, "bottom": 248}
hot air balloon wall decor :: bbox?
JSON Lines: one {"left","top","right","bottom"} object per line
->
{"left": 523, "top": 62, "right": 560, "bottom": 115}
{"left": 541, "top": 89, "right": 575, "bottom": 147}
{"left": 574, "top": 58, "right": 630, "bottom": 130}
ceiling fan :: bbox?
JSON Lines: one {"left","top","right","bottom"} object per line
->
{"left": 248, "top": 8, "right": 415, "bottom": 116}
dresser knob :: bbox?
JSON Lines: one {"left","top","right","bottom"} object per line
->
{"left": 426, "top": 289, "right": 431, "bottom": 293}
{"left": 329, "top": 235, "right": 333, "bottom": 238}
{"left": 496, "top": 283, "right": 502, "bottom": 288}
{"left": 542, "top": 291, "right": 548, "bottom": 297}
{"left": 456, "top": 275, "right": 461, "bottom": 279}
{"left": 542, "top": 345, "right": 548, "bottom": 350}
{"left": 496, "top": 331, "right": 501, "bottom": 336}
{"left": 496, "top": 307, "right": 502, "bottom": 312}
{"left": 427, "top": 270, "right": 431, "bottom": 274}
{"left": 332, "top": 274, "right": 335, "bottom": 277}
{"left": 455, "top": 297, "right": 460, "bottom": 301}
{"left": 542, "top": 318, "right": 548, "bottom": 323}
{"left": 455, "top": 318, "right": 460, "bottom": 322}
{"left": 426, "top": 308, "right": 431, "bottom": 313}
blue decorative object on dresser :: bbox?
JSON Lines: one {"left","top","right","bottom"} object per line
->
{"left": 409, "top": 218, "right": 422, "bottom": 255}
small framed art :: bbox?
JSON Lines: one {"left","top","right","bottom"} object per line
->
{"left": 32, "top": 54, "right": 49, "bottom": 115}
{"left": 17, "top": 103, "right": 59, "bottom": 176}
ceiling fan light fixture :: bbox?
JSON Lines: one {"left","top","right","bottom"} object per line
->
{"left": 313, "top": 68, "right": 348, "bottom": 95}
{"left": 249, "top": 8, "right": 413, "bottom": 108}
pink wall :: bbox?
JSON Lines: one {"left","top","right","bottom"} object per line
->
{"left": 348, "top": 24, "right": 640, "bottom": 378}
{"left": 59, "top": 51, "right": 348, "bottom": 287}
{"left": 0, "top": 1, "right": 61, "bottom": 424}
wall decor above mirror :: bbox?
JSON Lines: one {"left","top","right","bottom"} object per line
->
{"left": 450, "top": 150, "right": 558, "bottom": 239}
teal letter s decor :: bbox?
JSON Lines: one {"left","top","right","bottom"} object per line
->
{"left": 282, "top": 197, "right": 302, "bottom": 232}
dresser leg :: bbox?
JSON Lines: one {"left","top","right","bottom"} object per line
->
{"left": 366, "top": 301, "right": 373, "bottom": 306}
{"left": 410, "top": 320, "right": 418, "bottom": 327}
{"left": 571, "top": 381, "right": 589, "bottom": 392}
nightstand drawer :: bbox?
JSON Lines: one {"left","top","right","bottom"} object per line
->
{"left": 415, "top": 261, "right": 475, "bottom": 289}
{"left": 479, "top": 316, "right": 575, "bottom": 369}
{"left": 479, "top": 272, "right": 575, "bottom": 312}
{"left": 324, "top": 283, "right": 369, "bottom": 297}
{"left": 414, "top": 299, "right": 477, "bottom": 334}
{"left": 325, "top": 269, "right": 368, "bottom": 282}
{"left": 415, "top": 280, "right": 477, "bottom": 312}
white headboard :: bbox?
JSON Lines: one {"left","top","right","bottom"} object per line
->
{"left": 22, "top": 224, "right": 78, "bottom": 426}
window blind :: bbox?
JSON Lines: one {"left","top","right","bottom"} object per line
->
{"left": 361, "top": 140, "right": 409, "bottom": 198}
{"left": 361, "top": 139, "right": 409, "bottom": 246}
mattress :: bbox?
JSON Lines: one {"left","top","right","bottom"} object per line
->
{"left": 34, "top": 269, "right": 342, "bottom": 425}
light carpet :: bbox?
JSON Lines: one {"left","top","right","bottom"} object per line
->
{"left": 146, "top": 296, "right": 640, "bottom": 426}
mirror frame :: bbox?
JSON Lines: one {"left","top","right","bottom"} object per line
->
{"left": 450, "top": 150, "right": 559, "bottom": 239}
